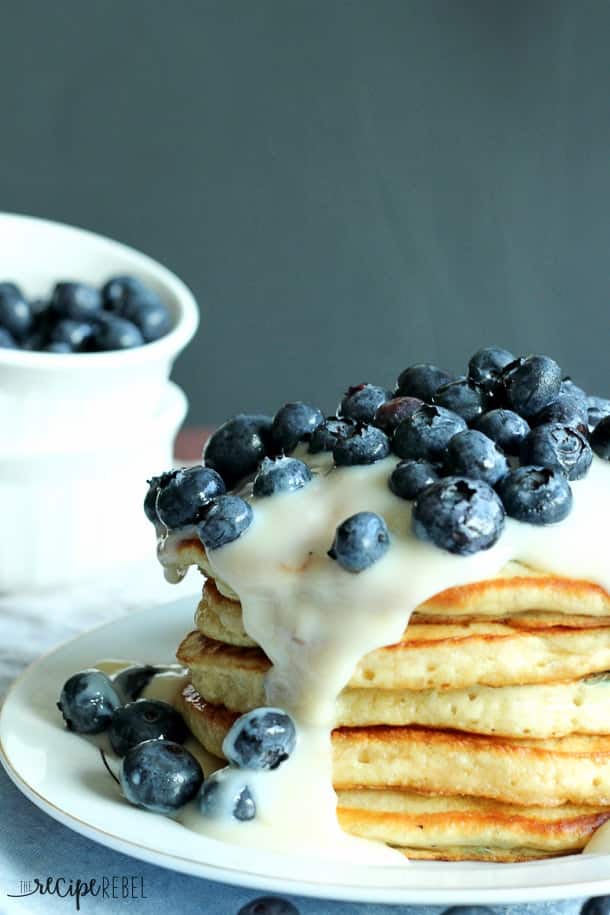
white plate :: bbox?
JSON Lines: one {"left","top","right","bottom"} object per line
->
{"left": 2, "top": 597, "right": 610, "bottom": 906}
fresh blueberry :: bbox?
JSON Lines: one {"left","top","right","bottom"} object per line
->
{"left": 444, "top": 429, "right": 509, "bottom": 485}
{"left": 125, "top": 300, "right": 172, "bottom": 343}
{"left": 530, "top": 394, "right": 588, "bottom": 431}
{"left": 238, "top": 897, "right": 300, "bottom": 915}
{"left": 49, "top": 319, "right": 96, "bottom": 352}
{"left": 500, "top": 354, "right": 562, "bottom": 418}
{"left": 308, "top": 417, "right": 354, "bottom": 454}
{"left": 113, "top": 664, "right": 161, "bottom": 702}
{"left": 472, "top": 409, "right": 530, "bottom": 456}
{"left": 396, "top": 363, "right": 453, "bottom": 402}
{"left": 197, "top": 495, "right": 253, "bottom": 549}
{"left": 581, "top": 897, "right": 610, "bottom": 915}
{"left": 92, "top": 314, "right": 145, "bottom": 350}
{"left": 413, "top": 477, "right": 505, "bottom": 555}
{"left": 441, "top": 908, "right": 495, "bottom": 915}
{"left": 120, "top": 739, "right": 203, "bottom": 813}
{"left": 433, "top": 378, "right": 486, "bottom": 423}
{"left": 109, "top": 699, "right": 188, "bottom": 756}
{"left": 51, "top": 282, "right": 102, "bottom": 320}
{"left": 143, "top": 470, "right": 179, "bottom": 523}
{"left": 57, "top": 669, "right": 121, "bottom": 734}
{"left": 44, "top": 341, "right": 73, "bottom": 353}
{"left": 389, "top": 459, "right": 440, "bottom": 500}
{"left": 332, "top": 425, "right": 390, "bottom": 466}
{"left": 102, "top": 275, "right": 154, "bottom": 312}
{"left": 222, "top": 707, "right": 296, "bottom": 770}
{"left": 496, "top": 465, "right": 573, "bottom": 524}
{"left": 393, "top": 404, "right": 467, "bottom": 462}
{"left": 468, "top": 346, "right": 515, "bottom": 392}
{"left": 252, "top": 457, "right": 312, "bottom": 497}
{"left": 204, "top": 414, "right": 272, "bottom": 488}
{"left": 155, "top": 466, "right": 226, "bottom": 529}
{"left": 373, "top": 396, "right": 423, "bottom": 434}
{"left": 560, "top": 378, "right": 588, "bottom": 409}
{"left": 270, "top": 402, "right": 323, "bottom": 454}
{"left": 521, "top": 423, "right": 592, "bottom": 480}
{"left": 0, "top": 327, "right": 18, "bottom": 348}
{"left": 588, "top": 396, "right": 610, "bottom": 430}
{"left": 339, "top": 384, "right": 391, "bottom": 424}
{"left": 591, "top": 416, "right": 610, "bottom": 461}
{"left": 198, "top": 768, "right": 256, "bottom": 821}
{"left": 328, "top": 511, "right": 390, "bottom": 571}
{"left": 0, "top": 282, "right": 33, "bottom": 338}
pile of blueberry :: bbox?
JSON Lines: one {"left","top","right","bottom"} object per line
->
{"left": 0, "top": 276, "right": 172, "bottom": 353}
{"left": 57, "top": 667, "right": 296, "bottom": 821}
{"left": 144, "top": 346, "right": 610, "bottom": 563}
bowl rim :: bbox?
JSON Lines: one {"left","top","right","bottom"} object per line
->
{"left": 0, "top": 211, "right": 199, "bottom": 369}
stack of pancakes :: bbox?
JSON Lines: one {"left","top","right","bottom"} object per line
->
{"left": 176, "top": 552, "right": 610, "bottom": 862}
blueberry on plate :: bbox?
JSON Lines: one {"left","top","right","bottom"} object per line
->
{"left": 119, "top": 739, "right": 203, "bottom": 813}
{"left": 155, "top": 466, "right": 226, "bottom": 529}
{"left": 237, "top": 896, "right": 300, "bottom": 915}
{"left": 0, "top": 327, "right": 18, "bottom": 348}
{"left": 49, "top": 319, "right": 96, "bottom": 352}
{"left": 339, "top": 384, "right": 391, "bottom": 424}
{"left": 102, "top": 275, "right": 152, "bottom": 312}
{"left": 467, "top": 346, "right": 515, "bottom": 393}
{"left": 143, "top": 469, "right": 179, "bottom": 523}
{"left": 500, "top": 354, "right": 562, "bottom": 418}
{"left": 396, "top": 363, "right": 453, "bottom": 402}
{"left": 588, "top": 397, "right": 610, "bottom": 431}
{"left": 332, "top": 424, "right": 390, "bottom": 465}
{"left": 591, "top": 416, "right": 610, "bottom": 461}
{"left": 0, "top": 282, "right": 33, "bottom": 338}
{"left": 389, "top": 459, "right": 440, "bottom": 500}
{"left": 126, "top": 299, "right": 172, "bottom": 343}
{"left": 328, "top": 511, "right": 390, "bottom": 571}
{"left": 413, "top": 477, "right": 505, "bottom": 555}
{"left": 92, "top": 314, "right": 145, "bottom": 350}
{"left": 109, "top": 699, "right": 188, "bottom": 756}
{"left": 433, "top": 378, "right": 486, "bottom": 423}
{"left": 521, "top": 423, "right": 592, "bottom": 480}
{"left": 308, "top": 417, "right": 354, "bottom": 454}
{"left": 393, "top": 404, "right": 467, "bottom": 462}
{"left": 51, "top": 282, "right": 103, "bottom": 320}
{"left": 204, "top": 414, "right": 272, "bottom": 488}
{"left": 57, "top": 669, "right": 121, "bottom": 734}
{"left": 580, "top": 897, "right": 610, "bottom": 915}
{"left": 198, "top": 768, "right": 256, "bottom": 821}
{"left": 531, "top": 394, "right": 588, "bottom": 430}
{"left": 252, "top": 456, "right": 312, "bottom": 496}
{"left": 270, "top": 402, "right": 323, "bottom": 454}
{"left": 113, "top": 664, "right": 161, "bottom": 702}
{"left": 472, "top": 409, "right": 530, "bottom": 456}
{"left": 373, "top": 396, "right": 423, "bottom": 434}
{"left": 445, "top": 429, "right": 509, "bottom": 486}
{"left": 496, "top": 465, "right": 572, "bottom": 524}
{"left": 197, "top": 495, "right": 253, "bottom": 549}
{"left": 560, "top": 378, "right": 588, "bottom": 409}
{"left": 222, "top": 707, "right": 297, "bottom": 771}
{"left": 44, "top": 341, "right": 73, "bottom": 353}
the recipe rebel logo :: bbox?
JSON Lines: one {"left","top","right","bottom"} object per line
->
{"left": 7, "top": 875, "right": 147, "bottom": 910}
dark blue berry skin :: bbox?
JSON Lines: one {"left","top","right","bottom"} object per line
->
{"left": 204, "top": 414, "right": 272, "bottom": 488}
{"left": 92, "top": 314, "right": 145, "bottom": 350}
{"left": 308, "top": 417, "right": 354, "bottom": 454}
{"left": 413, "top": 477, "right": 505, "bottom": 555}
{"left": 49, "top": 319, "right": 96, "bottom": 351}
{"left": 0, "top": 327, "right": 17, "bottom": 348}
{"left": 445, "top": 429, "right": 509, "bottom": 486}
{"left": 531, "top": 394, "right": 588, "bottom": 431}
{"left": 223, "top": 708, "right": 297, "bottom": 771}
{"left": 521, "top": 423, "right": 592, "bottom": 480}
{"left": 496, "top": 465, "right": 573, "bottom": 524}
{"left": 120, "top": 739, "right": 203, "bottom": 814}
{"left": 591, "top": 416, "right": 610, "bottom": 461}
{"left": 109, "top": 699, "right": 188, "bottom": 756}
{"left": 328, "top": 511, "right": 390, "bottom": 572}
{"left": 238, "top": 897, "right": 300, "bottom": 915}
{"left": 333, "top": 425, "right": 390, "bottom": 466}
{"left": 270, "top": 402, "right": 323, "bottom": 454}
{"left": 472, "top": 409, "right": 530, "bottom": 456}
{"left": 252, "top": 457, "right": 312, "bottom": 497}
{"left": 44, "top": 341, "right": 73, "bottom": 353}
{"left": 143, "top": 470, "right": 179, "bottom": 523}
{"left": 113, "top": 664, "right": 161, "bottom": 702}
{"left": 581, "top": 897, "right": 610, "bottom": 915}
{"left": 197, "top": 495, "right": 254, "bottom": 549}
{"left": 373, "top": 396, "right": 423, "bottom": 434}
{"left": 339, "top": 384, "right": 391, "bottom": 424}
{"left": 500, "top": 355, "right": 562, "bottom": 418}
{"left": 588, "top": 397, "right": 610, "bottom": 430}
{"left": 441, "top": 907, "right": 495, "bottom": 915}
{"left": 389, "top": 459, "right": 439, "bottom": 500}
{"left": 396, "top": 363, "right": 453, "bottom": 402}
{"left": 433, "top": 378, "right": 486, "bottom": 423}
{"left": 126, "top": 300, "right": 172, "bottom": 343}
{"left": 102, "top": 275, "right": 159, "bottom": 312}
{"left": 468, "top": 346, "right": 515, "bottom": 392}
{"left": 0, "top": 282, "right": 33, "bottom": 338}
{"left": 156, "top": 466, "right": 226, "bottom": 529}
{"left": 393, "top": 405, "right": 467, "bottom": 462}
{"left": 198, "top": 768, "right": 256, "bottom": 822}
{"left": 57, "top": 669, "right": 121, "bottom": 734}
{"left": 51, "top": 282, "right": 102, "bottom": 320}
{"left": 560, "top": 378, "right": 588, "bottom": 408}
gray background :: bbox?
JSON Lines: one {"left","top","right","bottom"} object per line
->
{"left": 1, "top": 0, "right": 608, "bottom": 425}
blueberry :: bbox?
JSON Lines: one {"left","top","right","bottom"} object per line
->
{"left": 445, "top": 429, "right": 509, "bottom": 486}
{"left": 51, "top": 282, "right": 102, "bottom": 320}
{"left": 0, "top": 327, "right": 18, "bottom": 348}
{"left": 560, "top": 378, "right": 588, "bottom": 408}
{"left": 44, "top": 341, "right": 73, "bottom": 353}
{"left": 373, "top": 396, "right": 423, "bottom": 434}
{"left": 270, "top": 402, "right": 323, "bottom": 454}
{"left": 328, "top": 511, "right": 390, "bottom": 571}
{"left": 442, "top": 908, "right": 495, "bottom": 915}
{"left": 222, "top": 707, "right": 296, "bottom": 770}
{"left": 332, "top": 424, "right": 390, "bottom": 466}
{"left": 413, "top": 477, "right": 505, "bottom": 555}
{"left": 521, "top": 423, "right": 592, "bottom": 480}
{"left": 581, "top": 897, "right": 610, "bottom": 915}
{"left": 389, "top": 459, "right": 440, "bottom": 500}
{"left": 500, "top": 354, "right": 562, "bottom": 418}
{"left": 155, "top": 466, "right": 226, "bottom": 529}
{"left": 530, "top": 395, "right": 588, "bottom": 431}
{"left": 109, "top": 699, "right": 188, "bottom": 756}
{"left": 588, "top": 396, "right": 610, "bottom": 430}
{"left": 396, "top": 363, "right": 453, "bottom": 401}
{"left": 198, "top": 767, "right": 256, "bottom": 821}
{"left": 197, "top": 495, "right": 253, "bottom": 549}
{"left": 468, "top": 346, "right": 515, "bottom": 392}
{"left": 308, "top": 417, "right": 354, "bottom": 454}
{"left": 49, "top": 319, "right": 95, "bottom": 352}
{"left": 238, "top": 897, "right": 300, "bottom": 915}
{"left": 57, "top": 669, "right": 121, "bottom": 734}
{"left": 204, "top": 414, "right": 272, "bottom": 488}
{"left": 113, "top": 664, "right": 160, "bottom": 702}
{"left": 252, "top": 456, "right": 312, "bottom": 496}
{"left": 120, "top": 739, "right": 203, "bottom": 813}
{"left": 393, "top": 404, "right": 467, "bottom": 462}
{"left": 591, "top": 416, "right": 610, "bottom": 461}
{"left": 92, "top": 314, "right": 145, "bottom": 350}
{"left": 472, "top": 409, "right": 530, "bottom": 456}
{"left": 496, "top": 465, "right": 573, "bottom": 524}
{"left": 0, "top": 282, "right": 33, "bottom": 338}
{"left": 126, "top": 300, "right": 172, "bottom": 343}
{"left": 339, "top": 384, "right": 391, "bottom": 424}
{"left": 143, "top": 470, "right": 179, "bottom": 523}
{"left": 433, "top": 378, "right": 486, "bottom": 423}
{"left": 102, "top": 275, "right": 153, "bottom": 312}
